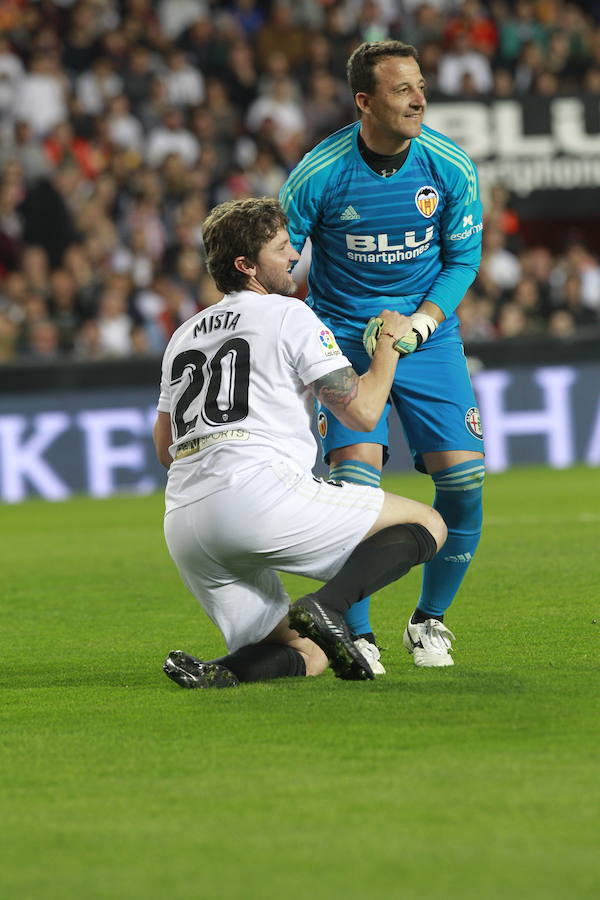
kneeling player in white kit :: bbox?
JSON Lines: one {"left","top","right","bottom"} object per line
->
{"left": 153, "top": 197, "right": 447, "bottom": 687}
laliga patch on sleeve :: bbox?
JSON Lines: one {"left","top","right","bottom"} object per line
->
{"left": 317, "top": 327, "right": 342, "bottom": 357}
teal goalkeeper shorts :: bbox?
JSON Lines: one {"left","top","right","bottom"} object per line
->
{"left": 316, "top": 323, "right": 485, "bottom": 473}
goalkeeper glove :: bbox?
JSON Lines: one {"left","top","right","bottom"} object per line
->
{"left": 409, "top": 312, "right": 438, "bottom": 348}
{"left": 363, "top": 312, "right": 438, "bottom": 358}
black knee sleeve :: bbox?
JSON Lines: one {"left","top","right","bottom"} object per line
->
{"left": 401, "top": 523, "right": 438, "bottom": 564}
{"left": 315, "top": 522, "right": 438, "bottom": 612}
{"left": 213, "top": 643, "right": 306, "bottom": 683}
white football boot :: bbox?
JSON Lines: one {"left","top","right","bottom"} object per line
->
{"left": 403, "top": 618, "right": 456, "bottom": 667}
{"left": 354, "top": 638, "right": 386, "bottom": 674}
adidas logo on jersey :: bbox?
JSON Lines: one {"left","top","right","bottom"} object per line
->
{"left": 340, "top": 205, "right": 360, "bottom": 221}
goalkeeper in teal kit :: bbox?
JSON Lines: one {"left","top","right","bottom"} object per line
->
{"left": 279, "top": 40, "right": 484, "bottom": 670}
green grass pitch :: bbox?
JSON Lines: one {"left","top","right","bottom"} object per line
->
{"left": 1, "top": 466, "right": 599, "bottom": 900}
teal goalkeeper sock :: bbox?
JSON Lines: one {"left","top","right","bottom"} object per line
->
{"left": 417, "top": 460, "right": 485, "bottom": 620}
{"left": 329, "top": 460, "right": 381, "bottom": 638}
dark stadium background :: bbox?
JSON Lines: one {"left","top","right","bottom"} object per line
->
{"left": 1, "top": 0, "right": 599, "bottom": 500}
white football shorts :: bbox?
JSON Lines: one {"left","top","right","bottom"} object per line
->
{"left": 163, "top": 459, "right": 384, "bottom": 652}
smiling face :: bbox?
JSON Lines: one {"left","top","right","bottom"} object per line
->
{"left": 252, "top": 227, "right": 300, "bottom": 296}
{"left": 356, "top": 55, "right": 427, "bottom": 154}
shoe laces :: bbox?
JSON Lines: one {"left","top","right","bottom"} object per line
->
{"left": 354, "top": 638, "right": 381, "bottom": 665}
{"left": 419, "top": 619, "right": 456, "bottom": 651}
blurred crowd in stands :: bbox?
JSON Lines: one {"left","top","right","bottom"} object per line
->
{"left": 1, "top": 0, "right": 600, "bottom": 363}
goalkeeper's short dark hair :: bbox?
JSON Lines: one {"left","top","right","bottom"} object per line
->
{"left": 347, "top": 40, "right": 419, "bottom": 105}
{"left": 202, "top": 197, "right": 289, "bottom": 294}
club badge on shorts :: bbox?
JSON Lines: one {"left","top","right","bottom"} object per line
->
{"left": 465, "top": 406, "right": 483, "bottom": 439}
{"left": 415, "top": 185, "right": 439, "bottom": 218}
{"left": 317, "top": 327, "right": 341, "bottom": 357}
{"left": 317, "top": 410, "right": 328, "bottom": 438}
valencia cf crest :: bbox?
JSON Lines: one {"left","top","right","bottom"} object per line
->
{"left": 415, "top": 185, "right": 439, "bottom": 218}
{"left": 465, "top": 407, "right": 483, "bottom": 439}
{"left": 317, "top": 411, "right": 328, "bottom": 439}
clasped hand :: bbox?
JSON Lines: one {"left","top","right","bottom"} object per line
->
{"left": 363, "top": 310, "right": 417, "bottom": 358}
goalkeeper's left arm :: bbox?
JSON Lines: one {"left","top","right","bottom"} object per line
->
{"left": 363, "top": 301, "right": 445, "bottom": 358}
{"left": 410, "top": 300, "right": 444, "bottom": 349}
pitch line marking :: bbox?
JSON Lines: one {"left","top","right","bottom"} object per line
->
{"left": 486, "top": 513, "right": 600, "bottom": 525}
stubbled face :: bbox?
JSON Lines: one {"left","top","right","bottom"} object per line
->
{"left": 254, "top": 227, "right": 300, "bottom": 296}
{"left": 359, "top": 56, "right": 427, "bottom": 147}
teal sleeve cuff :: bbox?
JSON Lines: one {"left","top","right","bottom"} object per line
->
{"left": 425, "top": 263, "right": 479, "bottom": 317}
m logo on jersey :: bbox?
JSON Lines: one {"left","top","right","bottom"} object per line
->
{"left": 415, "top": 185, "right": 439, "bottom": 218}
{"left": 318, "top": 327, "right": 341, "bottom": 357}
{"left": 465, "top": 406, "right": 484, "bottom": 439}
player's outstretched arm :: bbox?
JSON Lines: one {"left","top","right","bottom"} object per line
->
{"left": 310, "top": 310, "right": 410, "bottom": 432}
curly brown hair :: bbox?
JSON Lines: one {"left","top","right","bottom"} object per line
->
{"left": 202, "top": 197, "right": 289, "bottom": 294}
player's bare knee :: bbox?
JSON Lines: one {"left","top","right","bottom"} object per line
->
{"left": 426, "top": 507, "right": 447, "bottom": 550}
{"left": 304, "top": 643, "right": 329, "bottom": 676}
{"left": 293, "top": 636, "right": 328, "bottom": 676}
{"left": 363, "top": 493, "right": 446, "bottom": 550}
{"left": 329, "top": 442, "right": 383, "bottom": 469}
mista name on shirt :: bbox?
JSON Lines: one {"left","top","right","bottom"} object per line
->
{"left": 193, "top": 311, "right": 241, "bottom": 337}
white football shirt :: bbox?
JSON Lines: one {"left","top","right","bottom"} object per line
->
{"left": 157, "top": 290, "right": 351, "bottom": 511}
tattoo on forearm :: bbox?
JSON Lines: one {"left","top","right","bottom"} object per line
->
{"left": 312, "top": 366, "right": 359, "bottom": 409}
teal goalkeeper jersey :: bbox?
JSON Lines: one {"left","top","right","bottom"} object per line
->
{"left": 279, "top": 121, "right": 483, "bottom": 342}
